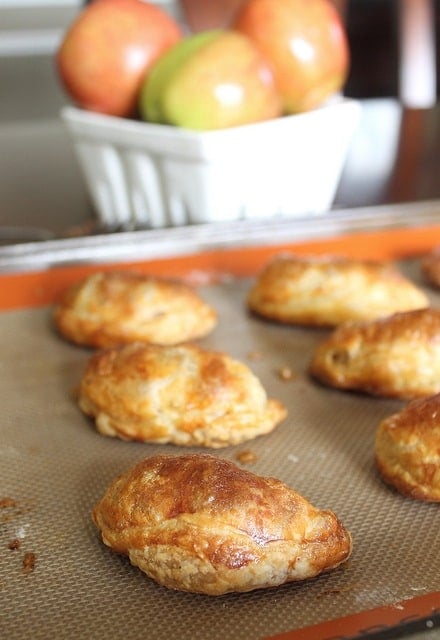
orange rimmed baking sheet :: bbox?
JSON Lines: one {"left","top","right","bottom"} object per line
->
{"left": 1, "top": 224, "right": 439, "bottom": 640}
{"left": 2, "top": 223, "right": 440, "bottom": 311}
{"left": 267, "top": 591, "right": 440, "bottom": 639}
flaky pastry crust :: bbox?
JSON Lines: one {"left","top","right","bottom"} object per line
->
{"left": 309, "top": 308, "right": 440, "bottom": 399}
{"left": 247, "top": 255, "right": 428, "bottom": 327}
{"left": 78, "top": 342, "right": 287, "bottom": 447}
{"left": 54, "top": 270, "right": 217, "bottom": 348}
{"left": 92, "top": 453, "right": 352, "bottom": 595}
{"left": 375, "top": 394, "right": 440, "bottom": 501}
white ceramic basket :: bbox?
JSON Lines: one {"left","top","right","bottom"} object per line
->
{"left": 61, "top": 98, "right": 361, "bottom": 229}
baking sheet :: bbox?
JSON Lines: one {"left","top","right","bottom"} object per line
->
{"left": 2, "top": 199, "right": 440, "bottom": 274}
{"left": 1, "top": 240, "right": 439, "bottom": 640}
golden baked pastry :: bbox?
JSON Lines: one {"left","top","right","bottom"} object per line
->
{"left": 247, "top": 254, "right": 428, "bottom": 327}
{"left": 92, "top": 453, "right": 352, "bottom": 595}
{"left": 54, "top": 270, "right": 217, "bottom": 348}
{"left": 421, "top": 249, "right": 440, "bottom": 288}
{"left": 375, "top": 393, "right": 440, "bottom": 501}
{"left": 309, "top": 308, "right": 440, "bottom": 399}
{"left": 78, "top": 342, "right": 287, "bottom": 447}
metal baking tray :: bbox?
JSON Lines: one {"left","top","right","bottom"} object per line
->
{"left": 1, "top": 202, "right": 439, "bottom": 640}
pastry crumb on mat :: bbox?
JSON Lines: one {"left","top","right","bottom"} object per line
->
{"left": 235, "top": 449, "right": 258, "bottom": 464}
{"left": 22, "top": 552, "right": 36, "bottom": 574}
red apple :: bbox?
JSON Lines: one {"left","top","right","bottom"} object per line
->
{"left": 56, "top": 0, "right": 183, "bottom": 117}
{"left": 233, "top": 0, "right": 350, "bottom": 113}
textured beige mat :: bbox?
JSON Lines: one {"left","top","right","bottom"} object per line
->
{"left": 0, "top": 257, "right": 439, "bottom": 640}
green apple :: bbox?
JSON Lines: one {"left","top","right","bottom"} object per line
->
{"left": 138, "top": 29, "right": 282, "bottom": 130}
{"left": 142, "top": 30, "right": 220, "bottom": 124}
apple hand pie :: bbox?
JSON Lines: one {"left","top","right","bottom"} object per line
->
{"left": 309, "top": 308, "right": 440, "bottom": 399}
{"left": 248, "top": 254, "right": 428, "bottom": 327}
{"left": 78, "top": 342, "right": 287, "bottom": 447}
{"left": 54, "top": 270, "right": 217, "bottom": 348}
{"left": 92, "top": 453, "right": 353, "bottom": 595}
{"left": 375, "top": 393, "right": 440, "bottom": 502}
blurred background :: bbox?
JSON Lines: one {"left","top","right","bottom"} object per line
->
{"left": 0, "top": 0, "right": 439, "bottom": 241}
{"left": 1, "top": 0, "right": 439, "bottom": 121}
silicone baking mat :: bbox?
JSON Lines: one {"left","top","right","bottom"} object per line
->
{"left": 1, "top": 225, "right": 439, "bottom": 640}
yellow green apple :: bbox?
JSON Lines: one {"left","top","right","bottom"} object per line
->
{"left": 138, "top": 29, "right": 282, "bottom": 130}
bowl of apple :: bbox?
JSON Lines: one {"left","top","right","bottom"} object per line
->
{"left": 58, "top": 0, "right": 361, "bottom": 230}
